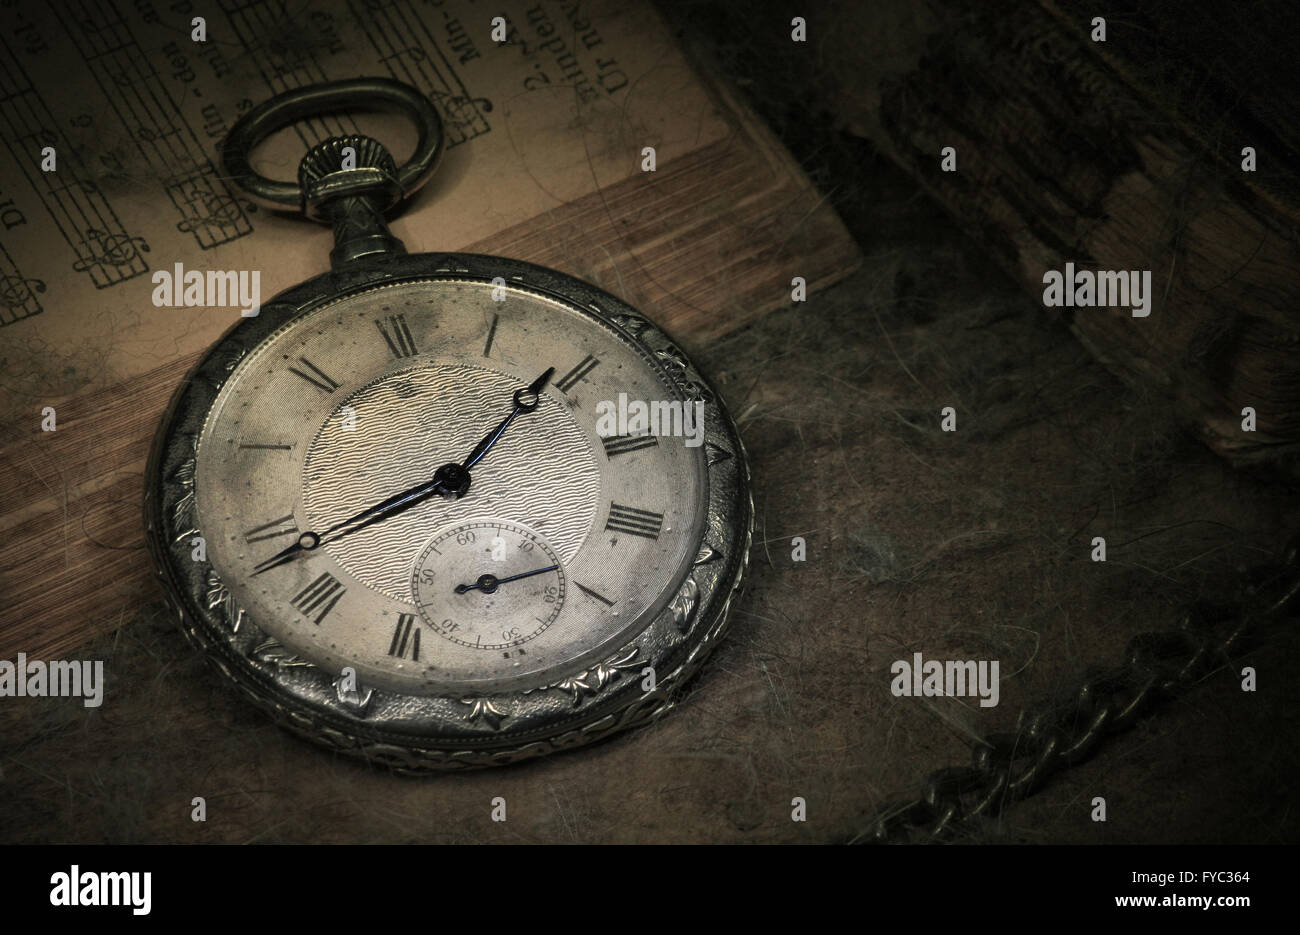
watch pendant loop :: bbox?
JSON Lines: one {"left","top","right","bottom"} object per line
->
{"left": 219, "top": 78, "right": 444, "bottom": 210}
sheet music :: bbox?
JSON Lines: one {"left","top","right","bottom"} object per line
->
{"left": 0, "top": 0, "right": 729, "bottom": 403}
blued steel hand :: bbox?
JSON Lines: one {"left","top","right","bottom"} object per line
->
{"left": 459, "top": 367, "right": 553, "bottom": 469}
{"left": 253, "top": 368, "right": 553, "bottom": 575}
{"left": 454, "top": 565, "right": 559, "bottom": 594}
{"left": 252, "top": 468, "right": 461, "bottom": 575}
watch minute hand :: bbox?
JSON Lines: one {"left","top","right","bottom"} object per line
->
{"left": 460, "top": 367, "right": 554, "bottom": 470}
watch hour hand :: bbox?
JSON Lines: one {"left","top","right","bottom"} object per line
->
{"left": 251, "top": 468, "right": 460, "bottom": 575}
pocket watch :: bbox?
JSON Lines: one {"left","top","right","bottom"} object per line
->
{"left": 143, "top": 79, "right": 753, "bottom": 771}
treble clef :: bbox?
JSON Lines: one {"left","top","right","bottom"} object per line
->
{"left": 176, "top": 193, "right": 249, "bottom": 232}
{"left": 72, "top": 228, "right": 150, "bottom": 271}
{"left": 0, "top": 274, "right": 47, "bottom": 309}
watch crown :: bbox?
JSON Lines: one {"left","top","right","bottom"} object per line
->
{"left": 299, "top": 135, "right": 397, "bottom": 184}
{"left": 298, "top": 135, "right": 403, "bottom": 218}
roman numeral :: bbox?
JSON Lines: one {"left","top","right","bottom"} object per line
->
{"left": 388, "top": 613, "right": 421, "bottom": 660}
{"left": 243, "top": 513, "right": 298, "bottom": 543}
{"left": 376, "top": 313, "right": 418, "bottom": 358}
{"left": 483, "top": 313, "right": 499, "bottom": 357}
{"left": 291, "top": 572, "right": 345, "bottom": 624}
{"left": 554, "top": 355, "right": 599, "bottom": 393}
{"left": 288, "top": 356, "right": 340, "bottom": 394}
{"left": 602, "top": 434, "right": 658, "bottom": 458}
{"left": 575, "top": 582, "right": 616, "bottom": 606}
{"left": 605, "top": 503, "right": 663, "bottom": 540}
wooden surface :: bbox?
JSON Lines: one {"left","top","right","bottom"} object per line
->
{"left": 3, "top": 215, "right": 1294, "bottom": 843}
{"left": 824, "top": 0, "right": 1300, "bottom": 469}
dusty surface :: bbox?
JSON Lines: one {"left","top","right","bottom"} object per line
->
{"left": 3, "top": 185, "right": 1296, "bottom": 843}
{"left": 2, "top": 1, "right": 1297, "bottom": 844}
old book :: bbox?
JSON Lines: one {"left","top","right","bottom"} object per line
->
{"left": 0, "top": 0, "right": 860, "bottom": 659}
{"left": 823, "top": 0, "right": 1300, "bottom": 469}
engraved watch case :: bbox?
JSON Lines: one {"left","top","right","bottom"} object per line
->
{"left": 144, "top": 252, "right": 753, "bottom": 771}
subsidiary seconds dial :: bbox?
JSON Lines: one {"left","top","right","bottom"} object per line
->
{"left": 412, "top": 520, "right": 566, "bottom": 650}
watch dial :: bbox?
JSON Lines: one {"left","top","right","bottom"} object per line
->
{"left": 193, "top": 280, "right": 708, "bottom": 693}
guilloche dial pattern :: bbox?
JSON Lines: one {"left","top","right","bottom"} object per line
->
{"left": 193, "top": 280, "right": 708, "bottom": 694}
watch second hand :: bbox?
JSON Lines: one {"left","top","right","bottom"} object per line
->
{"left": 454, "top": 565, "right": 559, "bottom": 594}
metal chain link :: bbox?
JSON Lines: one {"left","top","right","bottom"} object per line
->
{"left": 850, "top": 533, "right": 1300, "bottom": 844}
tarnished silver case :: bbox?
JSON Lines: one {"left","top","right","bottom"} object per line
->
{"left": 144, "top": 252, "right": 753, "bottom": 772}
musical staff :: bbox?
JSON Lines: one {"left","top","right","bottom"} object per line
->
{"left": 0, "top": 35, "right": 149, "bottom": 290}
{"left": 55, "top": 0, "right": 253, "bottom": 251}
{"left": 0, "top": 239, "right": 44, "bottom": 325}
{"left": 221, "top": 0, "right": 358, "bottom": 148}
{"left": 347, "top": 0, "right": 491, "bottom": 147}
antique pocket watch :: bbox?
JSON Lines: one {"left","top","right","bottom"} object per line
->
{"left": 144, "top": 79, "right": 753, "bottom": 771}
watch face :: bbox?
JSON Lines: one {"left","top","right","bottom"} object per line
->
{"left": 193, "top": 278, "right": 708, "bottom": 694}
{"left": 147, "top": 254, "right": 751, "bottom": 768}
